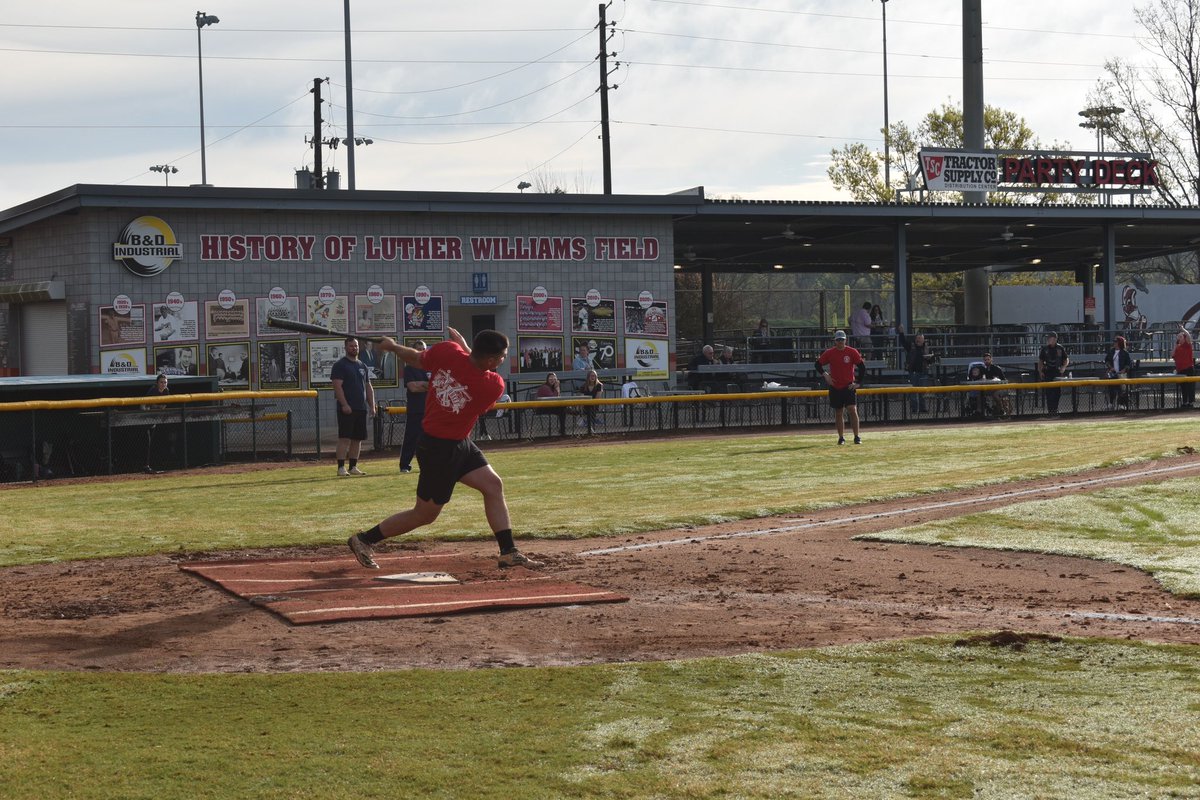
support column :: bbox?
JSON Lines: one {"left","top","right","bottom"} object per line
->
{"left": 894, "top": 222, "right": 910, "bottom": 331}
{"left": 961, "top": 0, "right": 990, "bottom": 325}
{"left": 1101, "top": 223, "right": 1116, "bottom": 332}
{"left": 701, "top": 265, "right": 714, "bottom": 345}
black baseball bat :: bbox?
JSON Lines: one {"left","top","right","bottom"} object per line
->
{"left": 266, "top": 316, "right": 385, "bottom": 343}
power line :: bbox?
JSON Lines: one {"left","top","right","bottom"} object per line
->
{"left": 645, "top": 0, "right": 1142, "bottom": 40}
{"left": 338, "top": 63, "right": 592, "bottom": 119}
{"left": 359, "top": 95, "right": 595, "bottom": 146}
{"left": 619, "top": 28, "right": 1109, "bottom": 68}
{"left": 621, "top": 60, "right": 1103, "bottom": 81}
{"left": 486, "top": 123, "right": 602, "bottom": 192}
{"left": 614, "top": 119, "right": 884, "bottom": 143}
{"left": 0, "top": 45, "right": 592, "bottom": 65}
{"left": 0, "top": 22, "right": 591, "bottom": 34}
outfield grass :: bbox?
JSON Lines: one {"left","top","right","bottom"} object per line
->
{"left": 1, "top": 637, "right": 1197, "bottom": 799}
{"left": 2, "top": 418, "right": 1198, "bottom": 567}
{"left": 861, "top": 476, "right": 1200, "bottom": 598}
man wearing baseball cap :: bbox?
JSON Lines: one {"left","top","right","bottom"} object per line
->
{"left": 815, "top": 330, "right": 865, "bottom": 445}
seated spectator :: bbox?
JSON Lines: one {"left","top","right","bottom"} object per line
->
{"left": 686, "top": 345, "right": 716, "bottom": 389}
{"left": 535, "top": 373, "right": 563, "bottom": 417}
{"left": 719, "top": 346, "right": 735, "bottom": 365}
{"left": 621, "top": 378, "right": 643, "bottom": 398}
{"left": 580, "top": 369, "right": 604, "bottom": 427}
{"left": 980, "top": 353, "right": 1011, "bottom": 417}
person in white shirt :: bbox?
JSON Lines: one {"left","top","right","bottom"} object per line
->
{"left": 849, "top": 302, "right": 873, "bottom": 352}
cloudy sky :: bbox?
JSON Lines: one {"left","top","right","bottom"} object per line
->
{"left": 0, "top": 1, "right": 1146, "bottom": 210}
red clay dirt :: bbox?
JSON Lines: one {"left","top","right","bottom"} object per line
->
{"left": 3, "top": 455, "right": 1200, "bottom": 673}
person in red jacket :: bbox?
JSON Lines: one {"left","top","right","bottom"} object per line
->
{"left": 815, "top": 330, "right": 866, "bottom": 445}
{"left": 1173, "top": 328, "right": 1196, "bottom": 408}
{"left": 346, "top": 327, "right": 542, "bottom": 570}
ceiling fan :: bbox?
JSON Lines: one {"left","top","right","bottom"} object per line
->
{"left": 762, "top": 224, "right": 813, "bottom": 242}
{"left": 988, "top": 225, "right": 1034, "bottom": 243}
{"left": 679, "top": 247, "right": 715, "bottom": 262}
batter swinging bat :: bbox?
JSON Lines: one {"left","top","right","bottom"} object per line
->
{"left": 265, "top": 316, "right": 385, "bottom": 343}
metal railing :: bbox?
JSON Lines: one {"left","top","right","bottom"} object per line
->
{"left": 0, "top": 390, "right": 317, "bottom": 482}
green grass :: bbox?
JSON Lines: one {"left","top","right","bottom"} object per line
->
{"left": 860, "top": 476, "right": 1200, "bottom": 598}
{"left": 2, "top": 637, "right": 1198, "bottom": 799}
{"left": 2, "top": 417, "right": 1199, "bottom": 567}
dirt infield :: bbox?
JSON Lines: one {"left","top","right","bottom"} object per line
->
{"left": 3, "top": 456, "right": 1200, "bottom": 673}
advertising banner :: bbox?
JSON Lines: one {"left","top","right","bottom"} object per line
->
{"left": 625, "top": 338, "right": 669, "bottom": 379}
{"left": 402, "top": 295, "right": 444, "bottom": 333}
{"left": 204, "top": 299, "right": 250, "bottom": 339}
{"left": 623, "top": 300, "right": 668, "bottom": 337}
{"left": 99, "top": 305, "right": 146, "bottom": 347}
{"left": 307, "top": 338, "right": 345, "bottom": 388}
{"left": 150, "top": 301, "right": 198, "bottom": 343}
{"left": 516, "top": 294, "right": 564, "bottom": 332}
{"left": 571, "top": 336, "right": 617, "bottom": 370}
{"left": 100, "top": 348, "right": 147, "bottom": 375}
{"left": 571, "top": 297, "right": 616, "bottom": 333}
{"left": 516, "top": 335, "right": 563, "bottom": 372}
{"left": 206, "top": 341, "right": 250, "bottom": 389}
{"left": 354, "top": 294, "right": 397, "bottom": 334}
{"left": 256, "top": 295, "right": 300, "bottom": 337}
{"left": 258, "top": 339, "right": 301, "bottom": 391}
{"left": 306, "top": 294, "right": 348, "bottom": 334}
{"left": 153, "top": 344, "right": 200, "bottom": 376}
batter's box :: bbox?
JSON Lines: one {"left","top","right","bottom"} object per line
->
{"left": 179, "top": 550, "right": 627, "bottom": 624}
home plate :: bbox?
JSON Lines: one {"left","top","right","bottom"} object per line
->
{"left": 377, "top": 572, "right": 459, "bottom": 584}
{"left": 178, "top": 550, "right": 628, "bottom": 624}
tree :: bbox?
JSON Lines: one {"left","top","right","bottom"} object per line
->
{"left": 1088, "top": 0, "right": 1200, "bottom": 283}
{"left": 827, "top": 104, "right": 1075, "bottom": 312}
{"left": 827, "top": 103, "right": 1045, "bottom": 203}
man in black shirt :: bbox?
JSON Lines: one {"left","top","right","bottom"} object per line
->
{"left": 1038, "top": 332, "right": 1070, "bottom": 416}
{"left": 686, "top": 345, "right": 716, "bottom": 390}
{"left": 905, "top": 333, "right": 936, "bottom": 413}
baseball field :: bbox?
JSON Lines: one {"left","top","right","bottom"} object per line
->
{"left": 2, "top": 416, "right": 1199, "bottom": 798}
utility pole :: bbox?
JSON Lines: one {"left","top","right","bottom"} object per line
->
{"left": 312, "top": 78, "right": 324, "bottom": 189}
{"left": 598, "top": 3, "right": 613, "bottom": 194}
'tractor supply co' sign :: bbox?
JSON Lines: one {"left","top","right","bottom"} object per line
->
{"left": 919, "top": 149, "right": 1160, "bottom": 194}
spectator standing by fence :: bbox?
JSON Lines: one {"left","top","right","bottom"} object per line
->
{"left": 850, "top": 302, "right": 873, "bottom": 353}
{"left": 1174, "top": 329, "right": 1196, "bottom": 408}
{"left": 331, "top": 336, "right": 374, "bottom": 477}
{"left": 143, "top": 373, "right": 172, "bottom": 474}
{"left": 1038, "top": 332, "right": 1070, "bottom": 417}
{"left": 399, "top": 340, "right": 428, "bottom": 473}
{"left": 905, "top": 333, "right": 936, "bottom": 413}
{"left": 869, "top": 304, "right": 886, "bottom": 360}
{"left": 1104, "top": 335, "right": 1133, "bottom": 410}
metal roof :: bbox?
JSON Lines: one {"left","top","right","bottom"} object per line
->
{"left": 2, "top": 185, "right": 1198, "bottom": 275}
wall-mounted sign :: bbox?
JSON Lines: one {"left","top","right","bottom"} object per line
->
{"left": 113, "top": 216, "right": 182, "bottom": 277}
{"left": 516, "top": 294, "right": 563, "bottom": 332}
{"left": 472, "top": 272, "right": 489, "bottom": 292}
{"left": 460, "top": 295, "right": 497, "bottom": 305}
{"left": 268, "top": 287, "right": 288, "bottom": 307}
{"left": 366, "top": 284, "right": 385, "bottom": 304}
{"left": 217, "top": 289, "right": 237, "bottom": 310}
{"left": 919, "top": 148, "right": 1160, "bottom": 194}
{"left": 112, "top": 294, "right": 132, "bottom": 315}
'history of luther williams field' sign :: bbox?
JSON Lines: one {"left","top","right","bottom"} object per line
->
{"left": 919, "top": 149, "right": 1160, "bottom": 194}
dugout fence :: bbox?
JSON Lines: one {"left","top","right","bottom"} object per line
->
{"left": 3, "top": 377, "right": 1198, "bottom": 483}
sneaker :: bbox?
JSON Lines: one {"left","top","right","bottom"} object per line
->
{"left": 399, "top": 465, "right": 412, "bottom": 473}
{"left": 853, "top": 436, "right": 862, "bottom": 444}
{"left": 347, "top": 534, "right": 379, "bottom": 569}
{"left": 837, "top": 437, "right": 845, "bottom": 446}
{"left": 348, "top": 466, "right": 366, "bottom": 476}
{"left": 337, "top": 466, "right": 348, "bottom": 477}
{"left": 498, "top": 549, "right": 543, "bottom": 569}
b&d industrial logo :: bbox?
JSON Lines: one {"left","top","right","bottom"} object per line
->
{"left": 113, "top": 216, "right": 183, "bottom": 277}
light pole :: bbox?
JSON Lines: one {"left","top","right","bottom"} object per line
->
{"left": 880, "top": 0, "right": 891, "bottom": 197}
{"left": 343, "top": 0, "right": 357, "bottom": 190}
{"left": 195, "top": 11, "right": 220, "bottom": 187}
{"left": 149, "top": 165, "right": 179, "bottom": 186}
{"left": 1079, "top": 105, "right": 1124, "bottom": 204}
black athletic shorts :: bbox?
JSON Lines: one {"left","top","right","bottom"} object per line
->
{"left": 828, "top": 386, "right": 857, "bottom": 409}
{"left": 337, "top": 409, "right": 368, "bottom": 440}
{"left": 415, "top": 433, "right": 490, "bottom": 505}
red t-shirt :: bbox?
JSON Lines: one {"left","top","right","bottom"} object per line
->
{"left": 419, "top": 342, "right": 506, "bottom": 440}
{"left": 816, "top": 345, "right": 864, "bottom": 389}
{"left": 1174, "top": 340, "right": 1195, "bottom": 371}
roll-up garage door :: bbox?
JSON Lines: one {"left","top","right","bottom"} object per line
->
{"left": 19, "top": 301, "right": 68, "bottom": 375}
